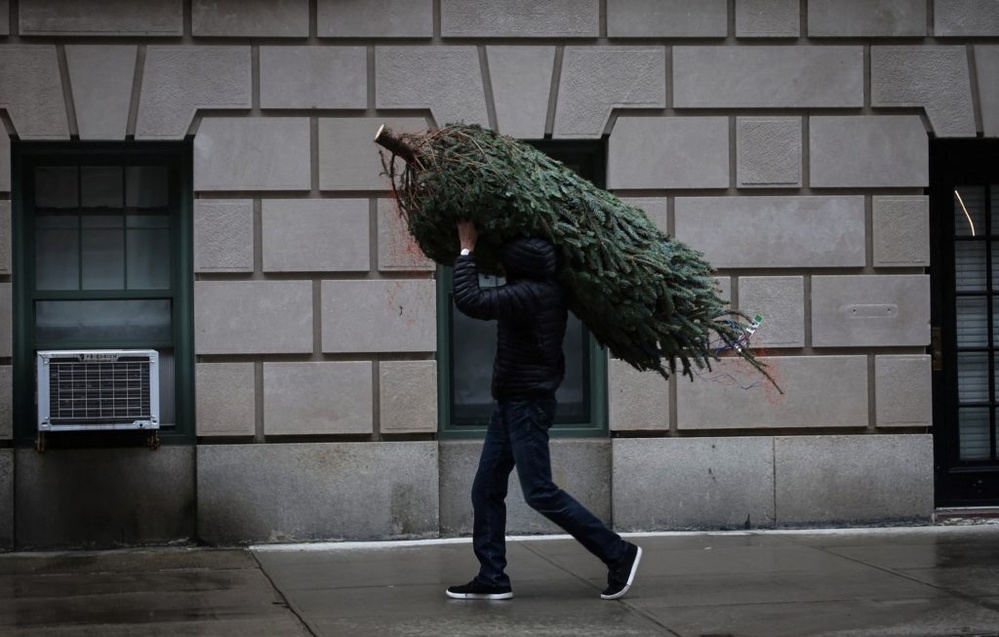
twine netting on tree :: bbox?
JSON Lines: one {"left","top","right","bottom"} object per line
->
{"left": 376, "top": 123, "right": 778, "bottom": 389}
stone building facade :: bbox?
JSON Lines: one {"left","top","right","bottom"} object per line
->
{"left": 0, "top": 0, "right": 998, "bottom": 548}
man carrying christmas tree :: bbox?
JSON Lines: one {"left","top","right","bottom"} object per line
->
{"left": 445, "top": 220, "right": 642, "bottom": 602}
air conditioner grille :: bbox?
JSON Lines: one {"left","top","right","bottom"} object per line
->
{"left": 47, "top": 357, "right": 153, "bottom": 424}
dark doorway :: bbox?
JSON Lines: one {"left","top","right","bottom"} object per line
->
{"left": 929, "top": 139, "right": 999, "bottom": 506}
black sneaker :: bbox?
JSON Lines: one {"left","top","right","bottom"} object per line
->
{"left": 601, "top": 543, "right": 642, "bottom": 600}
{"left": 446, "top": 579, "right": 513, "bottom": 600}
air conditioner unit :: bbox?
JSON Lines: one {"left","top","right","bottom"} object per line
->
{"left": 37, "top": 349, "right": 160, "bottom": 432}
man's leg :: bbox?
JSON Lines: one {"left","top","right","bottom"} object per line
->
{"left": 507, "top": 399, "right": 630, "bottom": 567}
{"left": 470, "top": 404, "right": 516, "bottom": 588}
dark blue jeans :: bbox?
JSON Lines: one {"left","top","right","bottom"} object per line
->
{"left": 471, "top": 398, "right": 629, "bottom": 588}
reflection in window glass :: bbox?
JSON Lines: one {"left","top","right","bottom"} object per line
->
{"left": 957, "top": 351, "right": 989, "bottom": 403}
{"left": 35, "top": 216, "right": 79, "bottom": 291}
{"left": 35, "top": 299, "right": 172, "bottom": 343}
{"left": 127, "top": 227, "right": 171, "bottom": 289}
{"left": 955, "top": 242, "right": 986, "bottom": 292}
{"left": 959, "top": 407, "right": 990, "bottom": 460}
{"left": 955, "top": 297, "right": 987, "bottom": 348}
{"left": 81, "top": 166, "right": 123, "bottom": 209}
{"left": 126, "top": 166, "right": 169, "bottom": 208}
{"left": 953, "top": 186, "right": 985, "bottom": 237}
{"left": 35, "top": 166, "right": 78, "bottom": 209}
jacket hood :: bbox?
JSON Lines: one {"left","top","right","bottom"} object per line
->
{"left": 500, "top": 237, "right": 558, "bottom": 280}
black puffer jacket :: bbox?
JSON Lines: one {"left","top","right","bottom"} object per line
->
{"left": 453, "top": 237, "right": 567, "bottom": 400}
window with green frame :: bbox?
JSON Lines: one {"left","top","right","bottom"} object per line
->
{"left": 437, "top": 140, "right": 608, "bottom": 438}
{"left": 12, "top": 142, "right": 194, "bottom": 446}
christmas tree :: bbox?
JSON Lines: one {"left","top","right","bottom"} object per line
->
{"left": 376, "top": 123, "right": 777, "bottom": 389}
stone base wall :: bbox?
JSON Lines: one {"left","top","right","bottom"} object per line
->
{"left": 0, "top": 436, "right": 933, "bottom": 549}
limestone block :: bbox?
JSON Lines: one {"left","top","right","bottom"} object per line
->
{"left": 809, "top": 0, "right": 926, "bottom": 36}
{"left": 0, "top": 366, "right": 10, "bottom": 439}
{"left": 876, "top": 355, "right": 932, "bottom": 428}
{"left": 0, "top": 0, "right": 7, "bottom": 34}
{"left": 0, "top": 201, "right": 9, "bottom": 273}
{"left": 193, "top": 200, "right": 254, "bottom": 273}
{"left": 16, "top": 446, "right": 195, "bottom": 548}
{"left": 380, "top": 360, "right": 438, "bottom": 434}
{"left": 440, "top": 440, "right": 610, "bottom": 535}
{"left": 0, "top": 133, "right": 8, "bottom": 191}
{"left": 608, "top": 0, "right": 727, "bottom": 37}
{"left": 442, "top": 0, "right": 598, "bottom": 37}
{"left": 193, "top": 0, "right": 309, "bottom": 37}
{"left": 194, "top": 118, "right": 310, "bottom": 191}
{"left": 263, "top": 362, "right": 373, "bottom": 436}
{"left": 553, "top": 47, "right": 666, "bottom": 139}
{"left": 0, "top": 46, "right": 69, "bottom": 139}
{"left": 739, "top": 277, "right": 805, "bottom": 348}
{"left": 198, "top": 442, "right": 439, "bottom": 542}
{"left": 262, "top": 199, "right": 369, "bottom": 273}
{"left": 612, "top": 438, "right": 775, "bottom": 531}
{"left": 775, "top": 435, "right": 933, "bottom": 526}
{"left": 811, "top": 275, "right": 930, "bottom": 347}
{"left": 375, "top": 47, "right": 488, "bottom": 128}
{"left": 321, "top": 280, "right": 436, "bottom": 353}
{"left": 0, "top": 450, "right": 9, "bottom": 548}
{"left": 674, "top": 196, "right": 865, "bottom": 268}
{"left": 809, "top": 116, "right": 928, "bottom": 188}
{"left": 674, "top": 46, "right": 862, "bottom": 108}
{"left": 873, "top": 196, "right": 930, "bottom": 267}
{"left": 136, "top": 46, "right": 251, "bottom": 140}
{"left": 976, "top": 46, "right": 999, "bottom": 137}
{"left": 65, "top": 46, "right": 136, "bottom": 140}
{"left": 736, "top": 0, "right": 800, "bottom": 38}
{"left": 260, "top": 47, "right": 366, "bottom": 109}
{"left": 677, "top": 355, "right": 868, "bottom": 429}
{"left": 318, "top": 117, "right": 429, "bottom": 191}
{"left": 0, "top": 284, "right": 9, "bottom": 358}
{"left": 935, "top": 0, "right": 999, "bottom": 36}
{"left": 608, "top": 117, "right": 728, "bottom": 189}
{"left": 318, "top": 0, "right": 432, "bottom": 37}
{"left": 608, "top": 358, "right": 669, "bottom": 431}
{"left": 19, "top": 0, "right": 182, "bottom": 35}
{"left": 378, "top": 199, "right": 435, "bottom": 272}
{"left": 620, "top": 197, "right": 668, "bottom": 233}
{"left": 737, "top": 117, "right": 802, "bottom": 188}
{"left": 196, "top": 363, "right": 255, "bottom": 437}
{"left": 872, "top": 46, "right": 975, "bottom": 137}
{"left": 194, "top": 281, "right": 313, "bottom": 355}
{"left": 487, "top": 46, "right": 555, "bottom": 139}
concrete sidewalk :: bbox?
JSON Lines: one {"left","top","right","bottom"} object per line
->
{"left": 1, "top": 525, "right": 998, "bottom": 636}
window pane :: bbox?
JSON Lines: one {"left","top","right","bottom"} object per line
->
{"left": 954, "top": 186, "right": 985, "bottom": 237}
{"left": 955, "top": 241, "right": 986, "bottom": 291}
{"left": 36, "top": 299, "right": 172, "bottom": 343}
{"left": 127, "top": 227, "right": 171, "bottom": 289}
{"left": 35, "top": 216, "right": 79, "bottom": 291}
{"left": 451, "top": 311, "right": 496, "bottom": 422}
{"left": 81, "top": 227, "right": 125, "bottom": 289}
{"left": 35, "top": 166, "right": 78, "bottom": 209}
{"left": 81, "top": 166, "right": 123, "bottom": 209}
{"left": 126, "top": 166, "right": 170, "bottom": 208}
{"left": 959, "top": 407, "right": 990, "bottom": 460}
{"left": 956, "top": 297, "right": 988, "bottom": 347}
{"left": 957, "top": 351, "right": 989, "bottom": 403}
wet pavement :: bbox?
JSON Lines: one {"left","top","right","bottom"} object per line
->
{"left": 1, "top": 525, "right": 998, "bottom": 636}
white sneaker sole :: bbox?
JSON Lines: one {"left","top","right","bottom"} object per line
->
{"left": 446, "top": 590, "right": 513, "bottom": 600}
{"left": 600, "top": 546, "right": 643, "bottom": 600}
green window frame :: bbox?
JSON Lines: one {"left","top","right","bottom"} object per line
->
{"left": 437, "top": 140, "right": 608, "bottom": 439}
{"left": 11, "top": 142, "right": 194, "bottom": 447}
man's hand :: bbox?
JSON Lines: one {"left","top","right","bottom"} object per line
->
{"left": 457, "top": 220, "right": 478, "bottom": 252}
